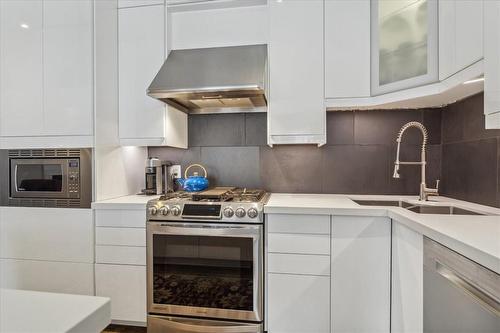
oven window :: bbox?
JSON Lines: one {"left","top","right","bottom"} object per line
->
{"left": 16, "top": 164, "right": 63, "bottom": 192}
{"left": 152, "top": 234, "right": 254, "bottom": 311}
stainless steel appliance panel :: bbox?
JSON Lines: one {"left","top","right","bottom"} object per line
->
{"left": 423, "top": 237, "right": 500, "bottom": 333}
{"left": 147, "top": 221, "right": 263, "bottom": 322}
{"left": 3, "top": 149, "right": 91, "bottom": 208}
{"left": 148, "top": 315, "right": 263, "bottom": 333}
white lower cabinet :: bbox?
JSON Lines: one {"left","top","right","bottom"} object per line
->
{"left": 266, "top": 213, "right": 393, "bottom": 333}
{"left": 0, "top": 207, "right": 94, "bottom": 295}
{"left": 391, "top": 222, "right": 424, "bottom": 333}
{"left": 266, "top": 214, "right": 330, "bottom": 333}
{"left": 94, "top": 207, "right": 147, "bottom": 325}
{"left": 0, "top": 259, "right": 94, "bottom": 295}
{"left": 95, "top": 264, "right": 147, "bottom": 324}
{"left": 267, "top": 273, "right": 330, "bottom": 333}
{"left": 331, "top": 216, "right": 391, "bottom": 333}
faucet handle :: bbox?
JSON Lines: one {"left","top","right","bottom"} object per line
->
{"left": 435, "top": 179, "right": 440, "bottom": 189}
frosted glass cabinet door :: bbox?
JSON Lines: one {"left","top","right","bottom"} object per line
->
{"left": 371, "top": 0, "right": 438, "bottom": 95}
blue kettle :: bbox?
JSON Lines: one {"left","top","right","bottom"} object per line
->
{"left": 176, "top": 164, "right": 209, "bottom": 192}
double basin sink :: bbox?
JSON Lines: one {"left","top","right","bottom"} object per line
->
{"left": 352, "top": 199, "right": 487, "bottom": 216}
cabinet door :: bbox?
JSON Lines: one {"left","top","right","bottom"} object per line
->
{"left": 325, "top": 0, "right": 370, "bottom": 99}
{"left": 0, "top": 258, "right": 94, "bottom": 295}
{"left": 268, "top": 0, "right": 325, "bottom": 145}
{"left": 0, "top": 0, "right": 44, "bottom": 137}
{"left": 43, "top": 0, "right": 93, "bottom": 136}
{"left": 95, "top": 264, "right": 147, "bottom": 324}
{"left": 439, "top": 0, "right": 483, "bottom": 80}
{"left": 331, "top": 216, "right": 391, "bottom": 333}
{"left": 371, "top": 0, "right": 438, "bottom": 95}
{"left": 484, "top": 0, "right": 500, "bottom": 129}
{"left": 267, "top": 273, "right": 329, "bottom": 333}
{"left": 118, "top": 5, "right": 166, "bottom": 141}
{"left": 0, "top": 207, "right": 93, "bottom": 263}
{"left": 391, "top": 222, "right": 424, "bottom": 333}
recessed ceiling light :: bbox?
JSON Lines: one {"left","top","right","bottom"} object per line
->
{"left": 463, "top": 77, "right": 484, "bottom": 85}
{"left": 20, "top": 23, "right": 29, "bottom": 29}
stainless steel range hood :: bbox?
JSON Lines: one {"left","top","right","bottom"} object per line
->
{"left": 147, "top": 44, "right": 268, "bottom": 114}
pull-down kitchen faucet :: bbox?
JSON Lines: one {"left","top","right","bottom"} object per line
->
{"left": 393, "top": 121, "right": 439, "bottom": 201}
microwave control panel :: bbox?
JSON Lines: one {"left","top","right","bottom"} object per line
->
{"left": 68, "top": 159, "right": 80, "bottom": 198}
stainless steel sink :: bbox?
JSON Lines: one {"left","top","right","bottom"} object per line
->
{"left": 404, "top": 205, "right": 485, "bottom": 215}
{"left": 351, "top": 199, "right": 404, "bottom": 207}
{"left": 352, "top": 199, "right": 487, "bottom": 215}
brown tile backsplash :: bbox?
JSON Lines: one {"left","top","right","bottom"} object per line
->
{"left": 149, "top": 93, "right": 500, "bottom": 207}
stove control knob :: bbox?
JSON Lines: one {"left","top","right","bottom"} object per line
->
{"left": 148, "top": 206, "right": 158, "bottom": 215}
{"left": 171, "top": 205, "right": 181, "bottom": 216}
{"left": 235, "top": 207, "right": 246, "bottom": 218}
{"left": 223, "top": 207, "right": 234, "bottom": 218}
{"left": 159, "top": 206, "right": 169, "bottom": 216}
{"left": 247, "top": 208, "right": 258, "bottom": 219}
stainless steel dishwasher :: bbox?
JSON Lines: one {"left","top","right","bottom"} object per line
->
{"left": 423, "top": 237, "right": 500, "bottom": 333}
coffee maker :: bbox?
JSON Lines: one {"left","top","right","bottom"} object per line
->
{"left": 143, "top": 157, "right": 168, "bottom": 195}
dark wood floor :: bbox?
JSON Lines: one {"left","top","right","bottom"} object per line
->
{"left": 102, "top": 324, "right": 146, "bottom": 333}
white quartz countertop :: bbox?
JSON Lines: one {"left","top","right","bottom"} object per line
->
{"left": 92, "top": 194, "right": 160, "bottom": 210}
{"left": 0, "top": 289, "right": 110, "bottom": 333}
{"left": 265, "top": 194, "right": 500, "bottom": 274}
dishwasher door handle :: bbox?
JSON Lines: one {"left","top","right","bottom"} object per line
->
{"left": 436, "top": 261, "right": 500, "bottom": 317}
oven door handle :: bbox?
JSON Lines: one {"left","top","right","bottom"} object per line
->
{"left": 150, "top": 223, "right": 261, "bottom": 237}
{"left": 150, "top": 316, "right": 261, "bottom": 333}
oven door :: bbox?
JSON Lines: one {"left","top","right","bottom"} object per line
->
{"left": 147, "top": 222, "right": 263, "bottom": 322}
{"left": 10, "top": 159, "right": 69, "bottom": 199}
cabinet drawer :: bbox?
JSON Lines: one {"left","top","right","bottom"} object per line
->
{"left": 95, "top": 209, "right": 146, "bottom": 228}
{"left": 267, "top": 214, "right": 330, "bottom": 234}
{"left": 268, "top": 253, "right": 330, "bottom": 276}
{"left": 96, "top": 245, "right": 146, "bottom": 266}
{"left": 268, "top": 233, "right": 330, "bottom": 255}
{"left": 96, "top": 227, "right": 145, "bottom": 247}
{"left": 95, "top": 264, "right": 146, "bottom": 324}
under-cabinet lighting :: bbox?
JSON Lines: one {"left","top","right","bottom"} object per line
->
{"left": 463, "top": 77, "right": 485, "bottom": 85}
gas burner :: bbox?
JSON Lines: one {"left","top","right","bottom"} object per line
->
{"left": 229, "top": 188, "right": 266, "bottom": 203}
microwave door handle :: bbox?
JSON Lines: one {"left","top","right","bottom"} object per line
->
{"left": 435, "top": 261, "right": 500, "bottom": 316}
{"left": 14, "top": 164, "right": 19, "bottom": 192}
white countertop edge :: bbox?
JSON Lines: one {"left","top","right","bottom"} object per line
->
{"left": 92, "top": 194, "right": 160, "bottom": 210}
{"left": 0, "top": 289, "right": 111, "bottom": 333}
{"left": 387, "top": 210, "right": 500, "bottom": 275}
{"left": 264, "top": 194, "right": 500, "bottom": 274}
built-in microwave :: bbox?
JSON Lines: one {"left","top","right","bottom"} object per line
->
{"left": 4, "top": 149, "right": 91, "bottom": 208}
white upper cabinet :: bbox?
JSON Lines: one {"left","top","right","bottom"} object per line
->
{"left": 439, "top": 0, "right": 483, "bottom": 80}
{"left": 0, "top": 1, "right": 44, "bottom": 137}
{"left": 371, "top": 0, "right": 438, "bottom": 95}
{"left": 0, "top": 0, "right": 93, "bottom": 147}
{"left": 484, "top": 0, "right": 500, "bottom": 129}
{"left": 43, "top": 0, "right": 93, "bottom": 136}
{"left": 118, "top": 4, "right": 187, "bottom": 147}
{"left": 268, "top": 0, "right": 325, "bottom": 146}
{"left": 325, "top": 0, "right": 370, "bottom": 99}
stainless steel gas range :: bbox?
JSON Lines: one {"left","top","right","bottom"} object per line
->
{"left": 146, "top": 187, "right": 269, "bottom": 333}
